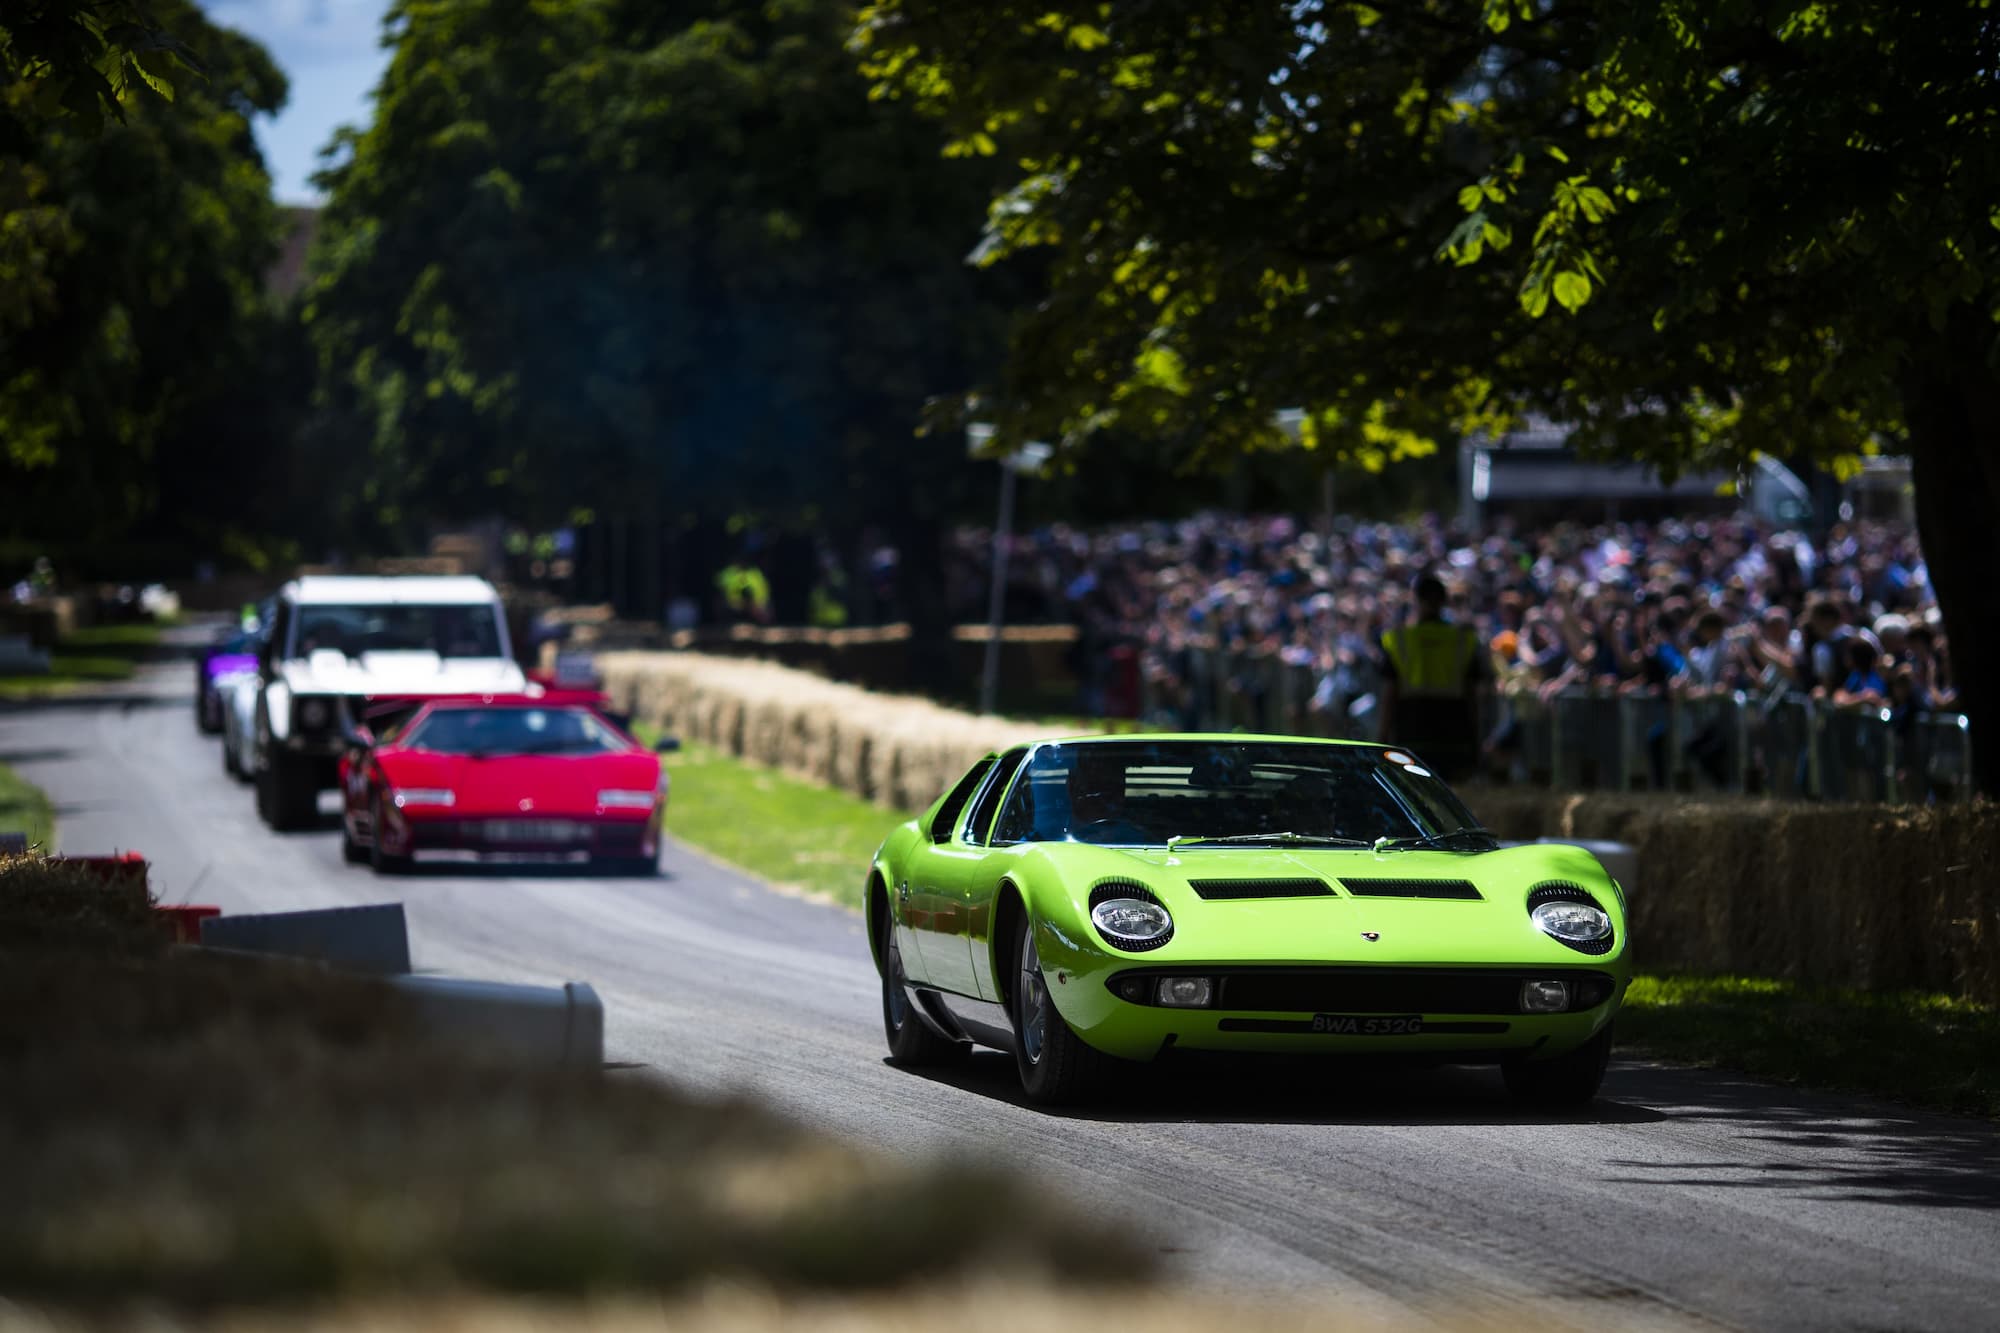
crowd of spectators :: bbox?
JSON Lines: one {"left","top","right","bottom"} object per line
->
{"left": 948, "top": 513, "right": 1958, "bottom": 748}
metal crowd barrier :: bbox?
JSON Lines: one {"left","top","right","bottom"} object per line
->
{"left": 1141, "top": 650, "right": 1973, "bottom": 803}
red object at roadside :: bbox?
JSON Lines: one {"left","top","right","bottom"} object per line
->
{"left": 157, "top": 904, "right": 221, "bottom": 943}
{"left": 53, "top": 850, "right": 149, "bottom": 888}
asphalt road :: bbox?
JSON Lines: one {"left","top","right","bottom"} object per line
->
{"left": 6, "top": 659, "right": 1999, "bottom": 1331}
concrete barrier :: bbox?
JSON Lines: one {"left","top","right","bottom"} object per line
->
{"left": 386, "top": 975, "right": 605, "bottom": 1071}
{"left": 193, "top": 903, "right": 606, "bottom": 1069}
{"left": 199, "top": 902, "right": 413, "bottom": 974}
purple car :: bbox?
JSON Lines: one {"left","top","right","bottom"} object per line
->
{"left": 195, "top": 632, "right": 262, "bottom": 734}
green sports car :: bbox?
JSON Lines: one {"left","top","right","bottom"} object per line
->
{"left": 866, "top": 734, "right": 1630, "bottom": 1106}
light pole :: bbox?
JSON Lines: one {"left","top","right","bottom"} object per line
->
{"left": 967, "top": 421, "right": 1051, "bottom": 716}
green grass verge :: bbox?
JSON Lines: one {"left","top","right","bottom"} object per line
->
{"left": 647, "top": 734, "right": 914, "bottom": 909}
{"left": 0, "top": 621, "right": 166, "bottom": 698}
{"left": 642, "top": 735, "right": 2000, "bottom": 1119}
{"left": 1620, "top": 974, "right": 2000, "bottom": 1119}
{"left": 0, "top": 762, "right": 55, "bottom": 852}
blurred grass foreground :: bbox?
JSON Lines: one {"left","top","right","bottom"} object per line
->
{"left": 0, "top": 855, "right": 1141, "bottom": 1309}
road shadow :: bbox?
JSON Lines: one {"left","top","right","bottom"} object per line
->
{"left": 897, "top": 1050, "right": 2000, "bottom": 1209}
{"left": 895, "top": 1049, "right": 1667, "bottom": 1128}
{"left": 0, "top": 691, "right": 178, "bottom": 715}
{"left": 0, "top": 748, "right": 73, "bottom": 765}
{"left": 1595, "top": 1060, "right": 2000, "bottom": 1212}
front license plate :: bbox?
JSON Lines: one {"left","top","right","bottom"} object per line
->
{"left": 489, "top": 819, "right": 587, "bottom": 843}
{"left": 1311, "top": 1014, "right": 1423, "bottom": 1036}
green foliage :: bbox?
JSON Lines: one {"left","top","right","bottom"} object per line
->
{"left": 0, "top": 1, "right": 289, "bottom": 562}
{"left": 305, "top": 0, "right": 1017, "bottom": 554}
{"left": 0, "top": 0, "right": 204, "bottom": 133}
{"left": 855, "top": 0, "right": 1995, "bottom": 469}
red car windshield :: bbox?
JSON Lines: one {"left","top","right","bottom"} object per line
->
{"left": 402, "top": 706, "right": 626, "bottom": 757}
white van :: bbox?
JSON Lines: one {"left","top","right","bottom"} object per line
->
{"left": 254, "top": 575, "right": 525, "bottom": 829}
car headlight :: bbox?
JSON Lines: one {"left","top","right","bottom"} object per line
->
{"left": 596, "top": 789, "right": 658, "bottom": 809}
{"left": 1531, "top": 899, "right": 1612, "bottom": 943}
{"left": 391, "top": 788, "right": 456, "bottom": 808}
{"left": 1091, "top": 896, "right": 1173, "bottom": 946}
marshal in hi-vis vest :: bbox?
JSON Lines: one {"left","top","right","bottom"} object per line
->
{"left": 1382, "top": 621, "right": 1478, "bottom": 698}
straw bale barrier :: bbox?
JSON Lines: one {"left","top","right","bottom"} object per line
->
{"left": 598, "top": 651, "right": 1048, "bottom": 812}
{"left": 1464, "top": 787, "right": 2000, "bottom": 1005}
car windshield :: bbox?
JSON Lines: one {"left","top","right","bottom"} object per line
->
{"left": 293, "top": 603, "right": 503, "bottom": 659}
{"left": 402, "top": 706, "right": 624, "bottom": 757}
{"left": 990, "top": 740, "right": 1486, "bottom": 848}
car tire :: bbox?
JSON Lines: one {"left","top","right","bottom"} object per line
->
{"left": 196, "top": 686, "right": 221, "bottom": 735}
{"left": 605, "top": 856, "right": 659, "bottom": 878}
{"left": 223, "top": 733, "right": 240, "bottom": 779}
{"left": 257, "top": 749, "right": 319, "bottom": 832}
{"left": 369, "top": 796, "right": 412, "bottom": 875}
{"left": 1007, "top": 913, "right": 1106, "bottom": 1106}
{"left": 340, "top": 819, "right": 369, "bottom": 865}
{"left": 1502, "top": 1023, "right": 1614, "bottom": 1108}
{"left": 881, "top": 934, "right": 963, "bottom": 1066}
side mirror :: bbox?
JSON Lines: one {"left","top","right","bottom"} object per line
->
{"left": 654, "top": 736, "right": 682, "bottom": 753}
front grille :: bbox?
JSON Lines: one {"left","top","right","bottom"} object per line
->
{"left": 1217, "top": 1018, "right": 1511, "bottom": 1036}
{"left": 1338, "top": 877, "right": 1483, "bottom": 900}
{"left": 1188, "top": 877, "right": 1334, "bottom": 901}
{"left": 1527, "top": 882, "right": 1617, "bottom": 955}
{"left": 1106, "top": 966, "right": 1617, "bottom": 1014}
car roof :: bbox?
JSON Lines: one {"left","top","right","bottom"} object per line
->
{"left": 284, "top": 575, "right": 501, "bottom": 606}
{"left": 1028, "top": 732, "right": 1380, "bottom": 748}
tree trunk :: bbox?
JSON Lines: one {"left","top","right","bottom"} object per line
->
{"left": 1901, "top": 343, "right": 2000, "bottom": 798}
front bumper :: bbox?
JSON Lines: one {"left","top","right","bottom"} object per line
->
{"left": 387, "top": 812, "right": 657, "bottom": 860}
{"left": 1050, "top": 959, "right": 1627, "bottom": 1062}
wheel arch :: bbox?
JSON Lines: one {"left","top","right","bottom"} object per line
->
{"left": 990, "top": 876, "right": 1030, "bottom": 1010}
{"left": 865, "top": 866, "right": 891, "bottom": 972}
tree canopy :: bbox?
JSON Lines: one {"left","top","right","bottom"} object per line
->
{"left": 857, "top": 0, "right": 2000, "bottom": 790}
{"left": 1, "top": 0, "right": 289, "bottom": 566}
{"left": 305, "top": 0, "right": 1020, "bottom": 568}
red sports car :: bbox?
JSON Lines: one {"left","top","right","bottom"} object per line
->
{"left": 338, "top": 693, "right": 673, "bottom": 874}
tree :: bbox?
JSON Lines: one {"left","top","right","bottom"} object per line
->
{"left": 858, "top": 0, "right": 2000, "bottom": 793}
{"left": 305, "top": 0, "right": 1017, "bottom": 654}
{"left": 1, "top": 0, "right": 288, "bottom": 571}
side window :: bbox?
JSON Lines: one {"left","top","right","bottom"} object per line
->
{"left": 263, "top": 601, "right": 293, "bottom": 669}
{"left": 928, "top": 759, "right": 994, "bottom": 843}
{"left": 961, "top": 748, "right": 1028, "bottom": 846}
{"left": 993, "top": 758, "right": 1063, "bottom": 844}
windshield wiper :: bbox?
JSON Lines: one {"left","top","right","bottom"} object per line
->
{"left": 1371, "top": 827, "right": 1499, "bottom": 853}
{"left": 1166, "top": 831, "right": 1375, "bottom": 850}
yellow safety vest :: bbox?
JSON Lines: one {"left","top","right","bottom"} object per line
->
{"left": 1383, "top": 621, "right": 1477, "bottom": 698}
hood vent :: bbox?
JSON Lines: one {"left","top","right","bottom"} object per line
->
{"left": 1338, "top": 877, "right": 1483, "bottom": 901}
{"left": 1188, "top": 877, "right": 1334, "bottom": 901}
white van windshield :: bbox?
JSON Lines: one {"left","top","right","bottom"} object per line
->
{"left": 292, "top": 604, "right": 504, "bottom": 659}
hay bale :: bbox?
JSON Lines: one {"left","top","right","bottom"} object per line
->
{"left": 1463, "top": 787, "right": 2000, "bottom": 1005}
